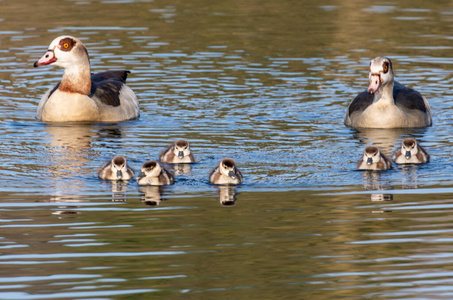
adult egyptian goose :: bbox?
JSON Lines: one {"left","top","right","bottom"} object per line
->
{"left": 392, "top": 138, "right": 430, "bottom": 164}
{"left": 344, "top": 56, "right": 432, "bottom": 128}
{"left": 357, "top": 146, "right": 392, "bottom": 171}
{"left": 159, "top": 139, "right": 195, "bottom": 164}
{"left": 98, "top": 156, "right": 135, "bottom": 181}
{"left": 209, "top": 158, "right": 243, "bottom": 185}
{"left": 137, "top": 160, "right": 175, "bottom": 186}
{"left": 34, "top": 35, "right": 139, "bottom": 122}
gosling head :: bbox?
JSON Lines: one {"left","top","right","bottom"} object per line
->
{"left": 363, "top": 146, "right": 383, "bottom": 165}
{"left": 173, "top": 139, "right": 191, "bottom": 159}
{"left": 401, "top": 138, "right": 418, "bottom": 160}
{"left": 138, "top": 160, "right": 162, "bottom": 179}
{"left": 219, "top": 158, "right": 238, "bottom": 179}
{"left": 111, "top": 156, "right": 127, "bottom": 179}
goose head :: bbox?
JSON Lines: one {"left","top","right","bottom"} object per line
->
{"left": 138, "top": 160, "right": 162, "bottom": 179}
{"left": 401, "top": 138, "right": 418, "bottom": 160}
{"left": 34, "top": 35, "right": 90, "bottom": 69}
{"left": 219, "top": 158, "right": 238, "bottom": 179}
{"left": 111, "top": 156, "right": 127, "bottom": 179}
{"left": 367, "top": 56, "right": 394, "bottom": 94}
{"left": 363, "top": 146, "right": 382, "bottom": 165}
{"left": 173, "top": 139, "right": 191, "bottom": 159}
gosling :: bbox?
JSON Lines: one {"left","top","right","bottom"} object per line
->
{"left": 137, "top": 160, "right": 175, "bottom": 186}
{"left": 392, "top": 138, "right": 430, "bottom": 164}
{"left": 98, "top": 156, "right": 134, "bottom": 180}
{"left": 209, "top": 158, "right": 243, "bottom": 185}
{"left": 357, "top": 146, "right": 392, "bottom": 171}
{"left": 159, "top": 139, "right": 195, "bottom": 164}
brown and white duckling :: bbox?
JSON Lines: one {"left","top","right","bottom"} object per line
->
{"left": 344, "top": 56, "right": 432, "bottom": 128}
{"left": 34, "top": 35, "right": 139, "bottom": 122}
{"left": 209, "top": 158, "right": 243, "bottom": 185}
{"left": 98, "top": 156, "right": 134, "bottom": 180}
{"left": 392, "top": 138, "right": 430, "bottom": 164}
{"left": 159, "top": 139, "right": 195, "bottom": 163}
{"left": 357, "top": 146, "right": 392, "bottom": 171}
{"left": 137, "top": 160, "right": 175, "bottom": 186}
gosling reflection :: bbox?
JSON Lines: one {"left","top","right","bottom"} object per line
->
{"left": 215, "top": 185, "right": 239, "bottom": 206}
{"left": 173, "top": 163, "right": 193, "bottom": 176}
{"left": 361, "top": 171, "right": 393, "bottom": 202}
{"left": 352, "top": 128, "right": 427, "bottom": 156}
{"left": 110, "top": 180, "right": 129, "bottom": 202}
{"left": 139, "top": 186, "right": 166, "bottom": 206}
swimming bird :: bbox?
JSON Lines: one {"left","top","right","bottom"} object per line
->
{"left": 98, "top": 156, "right": 134, "bottom": 180}
{"left": 344, "top": 56, "right": 432, "bottom": 128}
{"left": 209, "top": 158, "right": 243, "bottom": 185}
{"left": 392, "top": 138, "right": 430, "bottom": 164}
{"left": 357, "top": 146, "right": 392, "bottom": 171}
{"left": 137, "top": 160, "right": 175, "bottom": 186}
{"left": 34, "top": 35, "right": 139, "bottom": 122}
{"left": 159, "top": 139, "right": 195, "bottom": 163}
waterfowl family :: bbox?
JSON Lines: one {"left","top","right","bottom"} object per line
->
{"left": 357, "top": 146, "right": 392, "bottom": 171}
{"left": 137, "top": 160, "right": 175, "bottom": 186}
{"left": 209, "top": 158, "right": 243, "bottom": 185}
{"left": 159, "top": 139, "right": 195, "bottom": 163}
{"left": 98, "top": 156, "right": 134, "bottom": 180}
{"left": 34, "top": 35, "right": 139, "bottom": 122}
{"left": 344, "top": 56, "right": 432, "bottom": 128}
{"left": 392, "top": 138, "right": 430, "bottom": 164}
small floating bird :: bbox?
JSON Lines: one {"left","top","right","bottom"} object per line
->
{"left": 209, "top": 158, "right": 243, "bottom": 185}
{"left": 392, "top": 138, "right": 430, "bottom": 164}
{"left": 137, "top": 160, "right": 175, "bottom": 186}
{"left": 344, "top": 56, "right": 432, "bottom": 128}
{"left": 34, "top": 35, "right": 139, "bottom": 122}
{"left": 159, "top": 139, "right": 195, "bottom": 163}
{"left": 357, "top": 146, "right": 392, "bottom": 171}
{"left": 98, "top": 156, "right": 134, "bottom": 180}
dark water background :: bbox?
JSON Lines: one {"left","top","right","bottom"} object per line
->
{"left": 0, "top": 0, "right": 453, "bottom": 298}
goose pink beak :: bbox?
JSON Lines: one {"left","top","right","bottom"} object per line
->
{"left": 367, "top": 74, "right": 381, "bottom": 94}
{"left": 34, "top": 50, "right": 57, "bottom": 67}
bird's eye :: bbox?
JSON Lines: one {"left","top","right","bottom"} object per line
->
{"left": 64, "top": 43, "right": 69, "bottom": 48}
{"left": 383, "top": 62, "right": 389, "bottom": 74}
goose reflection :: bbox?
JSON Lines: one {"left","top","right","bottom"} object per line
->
{"left": 352, "top": 127, "right": 427, "bottom": 156}
{"left": 139, "top": 186, "right": 166, "bottom": 206}
{"left": 215, "top": 185, "right": 239, "bottom": 206}
{"left": 43, "top": 124, "right": 123, "bottom": 199}
{"left": 173, "top": 163, "right": 193, "bottom": 176}
{"left": 110, "top": 180, "right": 129, "bottom": 202}
{"left": 361, "top": 171, "right": 393, "bottom": 202}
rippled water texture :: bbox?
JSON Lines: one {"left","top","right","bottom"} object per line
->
{"left": 0, "top": 0, "right": 453, "bottom": 299}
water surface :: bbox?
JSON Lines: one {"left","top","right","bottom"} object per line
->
{"left": 0, "top": 0, "right": 453, "bottom": 299}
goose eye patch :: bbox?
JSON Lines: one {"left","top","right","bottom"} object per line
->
{"left": 59, "top": 38, "right": 75, "bottom": 52}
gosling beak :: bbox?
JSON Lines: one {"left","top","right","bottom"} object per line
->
{"left": 138, "top": 172, "right": 146, "bottom": 179}
{"left": 405, "top": 151, "right": 411, "bottom": 160}
{"left": 178, "top": 151, "right": 184, "bottom": 159}
{"left": 367, "top": 74, "right": 382, "bottom": 94}
{"left": 34, "top": 49, "right": 57, "bottom": 67}
{"left": 116, "top": 170, "right": 123, "bottom": 179}
{"left": 366, "top": 157, "right": 373, "bottom": 165}
{"left": 228, "top": 170, "right": 236, "bottom": 178}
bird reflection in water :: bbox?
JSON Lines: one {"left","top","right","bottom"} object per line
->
{"left": 43, "top": 124, "right": 123, "bottom": 201}
{"left": 139, "top": 186, "right": 166, "bottom": 206}
{"left": 361, "top": 171, "right": 393, "bottom": 204}
{"left": 215, "top": 185, "right": 239, "bottom": 206}
{"left": 173, "top": 163, "right": 193, "bottom": 176}
{"left": 110, "top": 180, "right": 129, "bottom": 202}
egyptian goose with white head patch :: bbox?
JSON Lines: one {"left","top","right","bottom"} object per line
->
{"left": 344, "top": 56, "right": 432, "bottom": 128}
{"left": 357, "top": 146, "right": 392, "bottom": 171}
{"left": 392, "top": 138, "right": 430, "bottom": 164}
{"left": 34, "top": 35, "right": 139, "bottom": 122}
